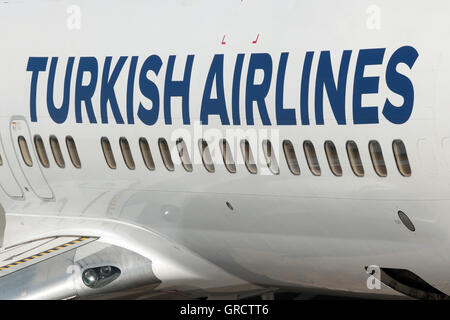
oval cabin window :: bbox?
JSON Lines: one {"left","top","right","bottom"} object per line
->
{"left": 34, "top": 135, "right": 49, "bottom": 168}
{"left": 282, "top": 140, "right": 300, "bottom": 175}
{"left": 101, "top": 137, "right": 116, "bottom": 169}
{"left": 262, "top": 140, "right": 279, "bottom": 175}
{"left": 346, "top": 141, "right": 364, "bottom": 177}
{"left": 303, "top": 141, "right": 321, "bottom": 176}
{"left": 158, "top": 138, "right": 174, "bottom": 171}
{"left": 199, "top": 139, "right": 215, "bottom": 173}
{"left": 241, "top": 140, "right": 257, "bottom": 174}
{"left": 66, "top": 136, "right": 81, "bottom": 169}
{"left": 18, "top": 136, "right": 33, "bottom": 167}
{"left": 324, "top": 141, "right": 342, "bottom": 176}
{"left": 220, "top": 139, "right": 236, "bottom": 173}
{"left": 176, "top": 138, "right": 193, "bottom": 172}
{"left": 393, "top": 140, "right": 411, "bottom": 177}
{"left": 139, "top": 138, "right": 155, "bottom": 170}
{"left": 369, "top": 140, "right": 387, "bottom": 177}
{"left": 49, "top": 135, "right": 65, "bottom": 168}
{"left": 119, "top": 137, "right": 135, "bottom": 170}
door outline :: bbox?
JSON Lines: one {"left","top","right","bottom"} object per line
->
{"left": 9, "top": 116, "right": 54, "bottom": 200}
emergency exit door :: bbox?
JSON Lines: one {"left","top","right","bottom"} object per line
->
{"left": 10, "top": 117, "right": 54, "bottom": 200}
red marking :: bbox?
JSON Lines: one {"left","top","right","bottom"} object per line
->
{"left": 252, "top": 34, "right": 259, "bottom": 44}
{"left": 221, "top": 35, "right": 226, "bottom": 45}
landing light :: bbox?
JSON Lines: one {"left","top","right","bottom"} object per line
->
{"left": 82, "top": 266, "right": 121, "bottom": 289}
{"left": 82, "top": 269, "right": 99, "bottom": 287}
{"left": 100, "top": 266, "right": 112, "bottom": 276}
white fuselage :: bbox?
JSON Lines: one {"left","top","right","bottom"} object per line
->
{"left": 1, "top": 0, "right": 450, "bottom": 299}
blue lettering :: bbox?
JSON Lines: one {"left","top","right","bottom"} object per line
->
{"left": 315, "top": 50, "right": 351, "bottom": 125}
{"left": 138, "top": 55, "right": 162, "bottom": 126}
{"left": 75, "top": 57, "right": 98, "bottom": 123}
{"left": 383, "top": 46, "right": 419, "bottom": 124}
{"left": 232, "top": 54, "right": 245, "bottom": 125}
{"left": 164, "top": 55, "right": 194, "bottom": 125}
{"left": 101, "top": 56, "right": 127, "bottom": 124}
{"left": 353, "top": 48, "right": 385, "bottom": 124}
{"left": 200, "top": 54, "right": 229, "bottom": 125}
{"left": 127, "top": 56, "right": 138, "bottom": 124}
{"left": 47, "top": 57, "right": 74, "bottom": 124}
{"left": 276, "top": 52, "right": 295, "bottom": 125}
{"left": 300, "top": 52, "right": 314, "bottom": 125}
{"left": 246, "top": 53, "right": 272, "bottom": 126}
{"left": 27, "top": 57, "right": 48, "bottom": 122}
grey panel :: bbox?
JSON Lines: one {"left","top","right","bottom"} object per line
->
{"left": 0, "top": 241, "right": 160, "bottom": 300}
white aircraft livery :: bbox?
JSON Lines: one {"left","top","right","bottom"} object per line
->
{"left": 0, "top": 0, "right": 448, "bottom": 300}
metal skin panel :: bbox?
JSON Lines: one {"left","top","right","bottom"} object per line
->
{"left": 0, "top": 236, "right": 95, "bottom": 277}
{"left": 0, "top": 241, "right": 160, "bottom": 300}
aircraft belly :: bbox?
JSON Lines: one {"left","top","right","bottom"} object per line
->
{"left": 5, "top": 189, "right": 450, "bottom": 298}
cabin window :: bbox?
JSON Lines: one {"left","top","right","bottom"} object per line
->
{"left": 241, "top": 140, "right": 257, "bottom": 174}
{"left": 303, "top": 141, "right": 321, "bottom": 176}
{"left": 199, "top": 139, "right": 215, "bottom": 173}
{"left": 49, "top": 135, "right": 65, "bottom": 168}
{"left": 324, "top": 141, "right": 342, "bottom": 176}
{"left": 139, "top": 138, "right": 155, "bottom": 170}
{"left": 346, "top": 141, "right": 364, "bottom": 177}
{"left": 283, "top": 140, "right": 300, "bottom": 175}
{"left": 158, "top": 138, "right": 174, "bottom": 171}
{"left": 393, "top": 140, "right": 411, "bottom": 177}
{"left": 220, "top": 139, "right": 236, "bottom": 173}
{"left": 34, "top": 135, "right": 49, "bottom": 168}
{"left": 120, "top": 137, "right": 135, "bottom": 170}
{"left": 66, "top": 136, "right": 81, "bottom": 169}
{"left": 18, "top": 136, "right": 33, "bottom": 167}
{"left": 262, "top": 140, "right": 279, "bottom": 175}
{"left": 101, "top": 137, "right": 116, "bottom": 169}
{"left": 369, "top": 140, "right": 387, "bottom": 177}
{"left": 176, "top": 138, "right": 193, "bottom": 172}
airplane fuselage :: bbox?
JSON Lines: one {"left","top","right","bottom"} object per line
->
{"left": 0, "top": 0, "right": 449, "bottom": 299}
